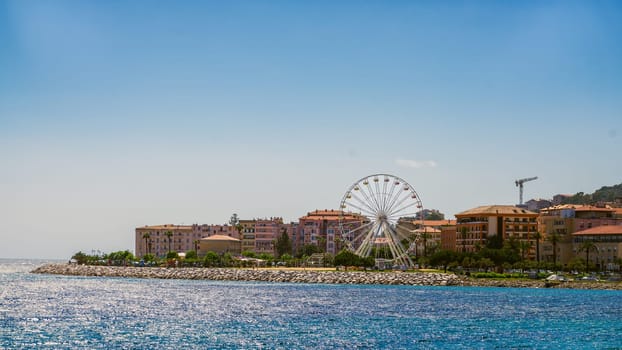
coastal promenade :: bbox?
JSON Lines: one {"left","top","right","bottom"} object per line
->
{"left": 32, "top": 264, "right": 622, "bottom": 289}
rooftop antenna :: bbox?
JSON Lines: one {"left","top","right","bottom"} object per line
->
{"left": 515, "top": 176, "right": 538, "bottom": 205}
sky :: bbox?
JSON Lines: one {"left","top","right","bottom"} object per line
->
{"left": 1, "top": 1, "right": 621, "bottom": 259}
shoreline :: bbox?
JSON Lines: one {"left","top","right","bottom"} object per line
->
{"left": 31, "top": 264, "right": 622, "bottom": 290}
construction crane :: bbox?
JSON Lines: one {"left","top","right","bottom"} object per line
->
{"left": 515, "top": 176, "right": 538, "bottom": 205}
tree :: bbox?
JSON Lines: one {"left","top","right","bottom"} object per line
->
{"left": 165, "top": 231, "right": 174, "bottom": 253}
{"left": 518, "top": 241, "right": 531, "bottom": 262}
{"left": 142, "top": 232, "right": 151, "bottom": 256}
{"left": 280, "top": 254, "right": 293, "bottom": 265}
{"left": 185, "top": 250, "right": 198, "bottom": 260}
{"left": 298, "top": 244, "right": 320, "bottom": 258}
{"left": 71, "top": 251, "right": 89, "bottom": 265}
{"left": 579, "top": 240, "right": 597, "bottom": 273}
{"left": 229, "top": 213, "right": 239, "bottom": 226}
{"left": 203, "top": 251, "right": 220, "bottom": 267}
{"left": 242, "top": 251, "right": 257, "bottom": 258}
{"left": 429, "top": 250, "right": 457, "bottom": 272}
{"left": 426, "top": 211, "right": 445, "bottom": 220}
{"left": 193, "top": 240, "right": 200, "bottom": 253}
{"left": 274, "top": 229, "right": 292, "bottom": 258}
{"left": 334, "top": 249, "right": 361, "bottom": 268}
{"left": 221, "top": 252, "right": 233, "bottom": 267}
{"left": 106, "top": 250, "right": 135, "bottom": 265}
{"left": 547, "top": 233, "right": 561, "bottom": 266}
{"left": 421, "top": 231, "right": 431, "bottom": 257}
{"left": 460, "top": 227, "right": 467, "bottom": 253}
{"left": 532, "top": 231, "right": 542, "bottom": 264}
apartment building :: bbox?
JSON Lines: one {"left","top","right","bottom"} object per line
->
{"left": 398, "top": 219, "right": 456, "bottom": 256}
{"left": 239, "top": 219, "right": 257, "bottom": 253}
{"left": 298, "top": 210, "right": 366, "bottom": 255}
{"left": 254, "top": 218, "right": 283, "bottom": 255}
{"left": 135, "top": 223, "right": 240, "bottom": 257}
{"left": 454, "top": 205, "right": 538, "bottom": 257}
{"left": 572, "top": 225, "right": 622, "bottom": 270}
{"left": 539, "top": 204, "right": 622, "bottom": 266}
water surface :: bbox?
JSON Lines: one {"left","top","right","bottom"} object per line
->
{"left": 1, "top": 259, "right": 621, "bottom": 349}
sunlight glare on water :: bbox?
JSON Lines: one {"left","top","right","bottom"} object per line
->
{"left": 1, "top": 260, "right": 621, "bottom": 349}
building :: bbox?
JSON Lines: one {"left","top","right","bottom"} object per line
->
{"left": 135, "top": 224, "right": 201, "bottom": 257}
{"left": 281, "top": 222, "right": 300, "bottom": 255}
{"left": 135, "top": 223, "right": 240, "bottom": 257}
{"left": 454, "top": 205, "right": 538, "bottom": 257}
{"left": 239, "top": 219, "right": 257, "bottom": 253}
{"left": 539, "top": 204, "right": 622, "bottom": 266}
{"left": 572, "top": 225, "right": 622, "bottom": 271}
{"left": 298, "top": 210, "right": 366, "bottom": 255}
{"left": 254, "top": 218, "right": 283, "bottom": 255}
{"left": 199, "top": 235, "right": 241, "bottom": 255}
{"left": 398, "top": 219, "right": 456, "bottom": 256}
{"left": 524, "top": 198, "right": 553, "bottom": 213}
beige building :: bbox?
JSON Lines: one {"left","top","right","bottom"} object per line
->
{"left": 239, "top": 219, "right": 257, "bottom": 253}
{"left": 199, "top": 235, "right": 241, "bottom": 255}
{"left": 135, "top": 223, "right": 241, "bottom": 257}
{"left": 572, "top": 225, "right": 622, "bottom": 271}
{"left": 454, "top": 205, "right": 538, "bottom": 258}
{"left": 398, "top": 219, "right": 456, "bottom": 256}
{"left": 539, "top": 204, "right": 621, "bottom": 266}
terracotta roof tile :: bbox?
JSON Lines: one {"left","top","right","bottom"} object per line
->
{"left": 572, "top": 225, "right": 622, "bottom": 235}
{"left": 455, "top": 205, "right": 537, "bottom": 217}
{"left": 200, "top": 235, "right": 240, "bottom": 242}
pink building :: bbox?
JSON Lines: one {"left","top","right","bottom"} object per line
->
{"left": 298, "top": 210, "right": 366, "bottom": 255}
{"left": 254, "top": 218, "right": 283, "bottom": 255}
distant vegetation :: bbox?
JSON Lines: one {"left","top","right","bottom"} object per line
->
{"left": 561, "top": 182, "right": 622, "bottom": 205}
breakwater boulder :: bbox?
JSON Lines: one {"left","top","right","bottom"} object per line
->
{"left": 31, "top": 264, "right": 461, "bottom": 286}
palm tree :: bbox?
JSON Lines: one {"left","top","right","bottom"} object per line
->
{"left": 532, "top": 231, "right": 542, "bottom": 264}
{"left": 547, "top": 233, "right": 560, "bottom": 267}
{"left": 142, "top": 232, "right": 151, "bottom": 256}
{"left": 460, "top": 226, "right": 467, "bottom": 253}
{"left": 579, "top": 240, "right": 597, "bottom": 273}
{"left": 194, "top": 240, "right": 200, "bottom": 254}
{"left": 519, "top": 241, "right": 530, "bottom": 262}
{"left": 421, "top": 230, "right": 430, "bottom": 257}
{"left": 165, "top": 231, "right": 173, "bottom": 253}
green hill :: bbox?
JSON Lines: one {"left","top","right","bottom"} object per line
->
{"left": 562, "top": 183, "right": 622, "bottom": 204}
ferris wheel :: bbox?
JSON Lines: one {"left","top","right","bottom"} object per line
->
{"left": 339, "top": 174, "right": 424, "bottom": 268}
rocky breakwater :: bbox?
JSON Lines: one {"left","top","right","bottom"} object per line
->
{"left": 32, "top": 264, "right": 461, "bottom": 286}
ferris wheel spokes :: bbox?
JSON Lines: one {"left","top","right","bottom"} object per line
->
{"left": 339, "top": 174, "right": 424, "bottom": 269}
{"left": 346, "top": 221, "right": 375, "bottom": 243}
{"left": 346, "top": 191, "right": 379, "bottom": 217}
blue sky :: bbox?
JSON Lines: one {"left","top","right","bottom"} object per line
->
{"left": 1, "top": 1, "right": 621, "bottom": 259}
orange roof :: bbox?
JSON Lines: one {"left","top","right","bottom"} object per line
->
{"left": 200, "top": 235, "right": 240, "bottom": 242}
{"left": 573, "top": 225, "right": 622, "bottom": 235}
{"left": 455, "top": 205, "right": 537, "bottom": 217}
{"left": 299, "top": 210, "right": 363, "bottom": 221}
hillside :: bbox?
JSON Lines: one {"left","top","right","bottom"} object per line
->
{"left": 562, "top": 183, "right": 622, "bottom": 205}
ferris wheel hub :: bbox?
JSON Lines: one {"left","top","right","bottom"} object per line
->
{"left": 339, "top": 174, "right": 424, "bottom": 269}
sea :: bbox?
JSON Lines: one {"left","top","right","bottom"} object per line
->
{"left": 1, "top": 259, "right": 621, "bottom": 349}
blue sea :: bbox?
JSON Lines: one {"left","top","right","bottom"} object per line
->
{"left": 1, "top": 259, "right": 621, "bottom": 349}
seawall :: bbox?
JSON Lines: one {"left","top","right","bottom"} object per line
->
{"left": 32, "top": 263, "right": 460, "bottom": 286}
{"left": 31, "top": 264, "right": 622, "bottom": 289}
